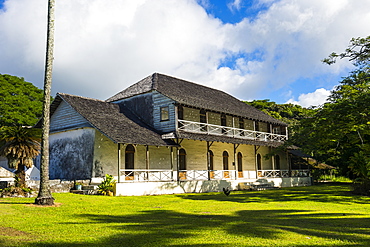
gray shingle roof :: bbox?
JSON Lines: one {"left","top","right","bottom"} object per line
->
{"left": 107, "top": 73, "right": 287, "bottom": 126}
{"left": 51, "top": 93, "right": 178, "bottom": 146}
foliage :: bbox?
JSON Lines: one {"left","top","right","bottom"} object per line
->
{"left": 0, "top": 186, "right": 34, "bottom": 198}
{"left": 97, "top": 174, "right": 116, "bottom": 196}
{"left": 0, "top": 126, "right": 41, "bottom": 188}
{"left": 0, "top": 184, "right": 370, "bottom": 246}
{"left": 322, "top": 36, "right": 370, "bottom": 68}
{"left": 245, "top": 99, "right": 316, "bottom": 126}
{"left": 291, "top": 36, "right": 370, "bottom": 194}
{"left": 0, "top": 74, "right": 44, "bottom": 127}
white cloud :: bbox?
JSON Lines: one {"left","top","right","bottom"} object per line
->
{"left": 286, "top": 88, "right": 331, "bottom": 107}
{"left": 227, "top": 0, "right": 243, "bottom": 11}
{"left": 0, "top": 0, "right": 369, "bottom": 102}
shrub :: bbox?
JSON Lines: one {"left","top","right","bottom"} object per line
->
{"left": 97, "top": 174, "right": 116, "bottom": 196}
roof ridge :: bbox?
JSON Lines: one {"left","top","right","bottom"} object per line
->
{"left": 151, "top": 73, "right": 158, "bottom": 90}
{"left": 58, "top": 93, "right": 107, "bottom": 103}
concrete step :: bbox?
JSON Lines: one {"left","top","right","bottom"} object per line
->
{"left": 70, "top": 189, "right": 98, "bottom": 195}
{"left": 82, "top": 185, "right": 98, "bottom": 190}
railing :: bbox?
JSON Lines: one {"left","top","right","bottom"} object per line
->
{"left": 120, "top": 169, "right": 174, "bottom": 182}
{"left": 119, "top": 169, "right": 310, "bottom": 182}
{"left": 179, "top": 170, "right": 236, "bottom": 181}
{"left": 178, "top": 120, "right": 287, "bottom": 142}
{"left": 258, "top": 170, "right": 310, "bottom": 178}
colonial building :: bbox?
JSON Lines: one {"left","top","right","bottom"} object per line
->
{"left": 45, "top": 73, "right": 310, "bottom": 195}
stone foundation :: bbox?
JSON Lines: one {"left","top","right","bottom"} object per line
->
{"left": 26, "top": 179, "right": 91, "bottom": 193}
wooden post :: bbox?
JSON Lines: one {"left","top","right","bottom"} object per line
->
{"left": 254, "top": 145, "right": 258, "bottom": 179}
{"left": 170, "top": 147, "right": 174, "bottom": 180}
{"left": 271, "top": 147, "right": 275, "bottom": 171}
{"left": 233, "top": 143, "right": 237, "bottom": 179}
{"left": 176, "top": 147, "right": 180, "bottom": 181}
{"left": 207, "top": 141, "right": 210, "bottom": 181}
{"left": 145, "top": 145, "right": 149, "bottom": 180}
{"left": 117, "top": 143, "right": 121, "bottom": 183}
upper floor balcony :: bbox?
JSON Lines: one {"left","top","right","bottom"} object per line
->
{"left": 177, "top": 119, "right": 288, "bottom": 142}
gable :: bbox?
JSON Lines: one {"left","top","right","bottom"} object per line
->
{"left": 50, "top": 93, "right": 177, "bottom": 146}
{"left": 50, "top": 100, "right": 91, "bottom": 132}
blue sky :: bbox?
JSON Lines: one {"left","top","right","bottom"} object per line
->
{"left": 0, "top": 0, "right": 369, "bottom": 107}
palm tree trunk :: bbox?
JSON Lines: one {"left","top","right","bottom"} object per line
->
{"left": 35, "top": 0, "right": 55, "bottom": 205}
{"left": 15, "top": 164, "right": 26, "bottom": 188}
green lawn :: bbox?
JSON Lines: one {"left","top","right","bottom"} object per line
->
{"left": 1, "top": 183, "right": 369, "bottom": 246}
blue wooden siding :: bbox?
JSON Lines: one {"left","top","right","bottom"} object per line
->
{"left": 114, "top": 91, "right": 176, "bottom": 134}
{"left": 50, "top": 100, "right": 91, "bottom": 132}
{"left": 114, "top": 93, "right": 154, "bottom": 127}
{"left": 152, "top": 91, "right": 176, "bottom": 133}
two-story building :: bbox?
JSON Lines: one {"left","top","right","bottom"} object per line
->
{"left": 46, "top": 73, "right": 311, "bottom": 195}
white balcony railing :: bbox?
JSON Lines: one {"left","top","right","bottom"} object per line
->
{"left": 178, "top": 120, "right": 287, "bottom": 142}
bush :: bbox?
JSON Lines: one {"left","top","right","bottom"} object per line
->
{"left": 97, "top": 174, "right": 116, "bottom": 196}
{"left": 352, "top": 178, "right": 370, "bottom": 195}
{"left": 0, "top": 186, "right": 34, "bottom": 197}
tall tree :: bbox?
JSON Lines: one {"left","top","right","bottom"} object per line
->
{"left": 292, "top": 36, "right": 370, "bottom": 194}
{"left": 245, "top": 99, "right": 316, "bottom": 126}
{"left": 35, "top": 0, "right": 55, "bottom": 205}
{"left": 0, "top": 74, "right": 44, "bottom": 127}
{"left": 0, "top": 126, "right": 41, "bottom": 188}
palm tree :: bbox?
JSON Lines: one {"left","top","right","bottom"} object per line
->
{"left": 35, "top": 0, "right": 55, "bottom": 205}
{"left": 0, "top": 126, "right": 41, "bottom": 188}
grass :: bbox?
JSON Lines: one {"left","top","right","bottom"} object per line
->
{"left": 1, "top": 183, "right": 370, "bottom": 246}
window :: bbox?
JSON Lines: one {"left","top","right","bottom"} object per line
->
{"left": 178, "top": 105, "right": 184, "bottom": 128}
{"left": 208, "top": 150, "right": 214, "bottom": 170}
{"left": 179, "top": 149, "right": 186, "bottom": 170}
{"left": 200, "top": 110, "right": 207, "bottom": 123}
{"left": 255, "top": 122, "right": 260, "bottom": 132}
{"left": 160, "top": 106, "right": 169, "bottom": 121}
{"left": 257, "top": 154, "right": 262, "bottom": 170}
{"left": 237, "top": 152, "right": 243, "bottom": 172}
{"left": 239, "top": 117, "right": 244, "bottom": 136}
{"left": 221, "top": 114, "right": 227, "bottom": 134}
{"left": 223, "top": 151, "right": 229, "bottom": 170}
{"left": 125, "top": 145, "right": 135, "bottom": 178}
{"left": 273, "top": 126, "right": 281, "bottom": 134}
{"left": 237, "top": 152, "right": 243, "bottom": 178}
{"left": 178, "top": 105, "right": 184, "bottom": 120}
{"left": 239, "top": 118, "right": 244, "bottom": 129}
{"left": 275, "top": 155, "right": 280, "bottom": 170}
{"left": 200, "top": 109, "right": 207, "bottom": 132}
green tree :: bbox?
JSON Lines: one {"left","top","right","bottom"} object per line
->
{"left": 245, "top": 99, "right": 316, "bottom": 126}
{"left": 292, "top": 36, "right": 369, "bottom": 193}
{"left": 0, "top": 126, "right": 41, "bottom": 188}
{"left": 0, "top": 74, "right": 44, "bottom": 127}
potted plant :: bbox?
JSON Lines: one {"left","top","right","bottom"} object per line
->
{"left": 74, "top": 182, "right": 83, "bottom": 190}
{"left": 97, "top": 174, "right": 116, "bottom": 196}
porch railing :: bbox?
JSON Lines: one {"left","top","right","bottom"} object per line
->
{"left": 178, "top": 120, "right": 287, "bottom": 142}
{"left": 119, "top": 169, "right": 174, "bottom": 182}
{"left": 178, "top": 170, "right": 236, "bottom": 181}
{"left": 118, "top": 169, "right": 310, "bottom": 182}
{"left": 258, "top": 170, "right": 310, "bottom": 178}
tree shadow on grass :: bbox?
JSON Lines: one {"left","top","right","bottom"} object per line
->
{"left": 176, "top": 183, "right": 370, "bottom": 205}
{"left": 27, "top": 209, "right": 370, "bottom": 247}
